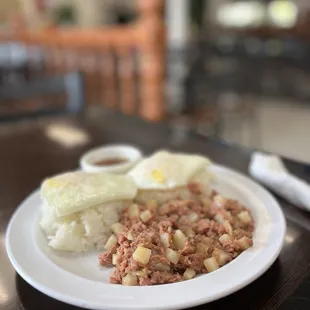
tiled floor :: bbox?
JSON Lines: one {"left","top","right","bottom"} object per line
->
{"left": 220, "top": 98, "right": 310, "bottom": 163}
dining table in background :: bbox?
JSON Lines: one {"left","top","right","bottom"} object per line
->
{"left": 0, "top": 106, "right": 310, "bottom": 310}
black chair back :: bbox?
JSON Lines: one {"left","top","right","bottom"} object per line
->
{"left": 0, "top": 71, "right": 84, "bottom": 121}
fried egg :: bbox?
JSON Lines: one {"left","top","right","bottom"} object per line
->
{"left": 41, "top": 171, "right": 138, "bottom": 217}
{"left": 128, "top": 150, "right": 212, "bottom": 190}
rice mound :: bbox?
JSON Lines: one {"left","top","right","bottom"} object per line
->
{"left": 40, "top": 201, "right": 130, "bottom": 252}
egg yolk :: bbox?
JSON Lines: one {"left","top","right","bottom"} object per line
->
{"left": 46, "top": 179, "right": 63, "bottom": 188}
{"left": 151, "top": 169, "right": 165, "bottom": 183}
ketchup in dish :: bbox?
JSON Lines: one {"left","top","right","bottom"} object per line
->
{"left": 94, "top": 158, "right": 128, "bottom": 166}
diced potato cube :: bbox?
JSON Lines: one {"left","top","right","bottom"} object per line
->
{"left": 237, "top": 236, "right": 253, "bottom": 250}
{"left": 223, "top": 221, "right": 233, "bottom": 235}
{"left": 105, "top": 234, "right": 117, "bottom": 250}
{"left": 201, "top": 236, "right": 212, "bottom": 246}
{"left": 183, "top": 268, "right": 196, "bottom": 280}
{"left": 140, "top": 210, "right": 153, "bottom": 223}
{"left": 165, "top": 248, "right": 180, "bottom": 264}
{"left": 214, "top": 213, "right": 224, "bottom": 224}
{"left": 213, "top": 195, "right": 226, "bottom": 208}
{"left": 147, "top": 200, "right": 158, "bottom": 212}
{"left": 178, "top": 215, "right": 188, "bottom": 225}
{"left": 195, "top": 242, "right": 208, "bottom": 255}
{"left": 160, "top": 232, "right": 171, "bottom": 248}
{"left": 112, "top": 254, "right": 119, "bottom": 265}
{"left": 173, "top": 230, "right": 188, "bottom": 250}
{"left": 212, "top": 249, "right": 230, "bottom": 266}
{"left": 122, "top": 273, "right": 138, "bottom": 286}
{"left": 111, "top": 223, "right": 124, "bottom": 235}
{"left": 133, "top": 246, "right": 152, "bottom": 265}
{"left": 219, "top": 234, "right": 232, "bottom": 245}
{"left": 187, "top": 212, "right": 199, "bottom": 223}
{"left": 237, "top": 211, "right": 252, "bottom": 224}
{"left": 127, "top": 231, "right": 134, "bottom": 241}
{"left": 183, "top": 226, "right": 195, "bottom": 237}
{"left": 135, "top": 269, "right": 147, "bottom": 277}
{"left": 201, "top": 197, "right": 212, "bottom": 209}
{"left": 167, "top": 226, "right": 172, "bottom": 233}
{"left": 225, "top": 211, "right": 233, "bottom": 221}
{"left": 154, "top": 263, "right": 170, "bottom": 272}
{"left": 128, "top": 204, "right": 140, "bottom": 219}
{"left": 159, "top": 204, "right": 169, "bottom": 215}
{"left": 204, "top": 257, "right": 219, "bottom": 272}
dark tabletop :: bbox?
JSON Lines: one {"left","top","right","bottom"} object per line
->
{"left": 1, "top": 107, "right": 310, "bottom": 310}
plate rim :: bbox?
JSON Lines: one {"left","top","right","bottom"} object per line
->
{"left": 6, "top": 164, "right": 286, "bottom": 310}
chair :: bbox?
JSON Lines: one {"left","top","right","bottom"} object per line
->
{"left": 0, "top": 71, "right": 84, "bottom": 121}
{"left": 7, "top": 0, "right": 165, "bottom": 122}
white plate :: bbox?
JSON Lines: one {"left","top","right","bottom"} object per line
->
{"left": 6, "top": 165, "right": 286, "bottom": 310}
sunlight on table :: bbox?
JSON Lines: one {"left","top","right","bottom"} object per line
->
{"left": 44, "top": 123, "right": 91, "bottom": 148}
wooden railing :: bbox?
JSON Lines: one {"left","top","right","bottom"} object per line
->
{"left": 7, "top": 0, "right": 166, "bottom": 122}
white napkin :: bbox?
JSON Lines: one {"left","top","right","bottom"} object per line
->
{"left": 249, "top": 152, "right": 310, "bottom": 211}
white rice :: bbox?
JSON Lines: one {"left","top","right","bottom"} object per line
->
{"left": 40, "top": 200, "right": 130, "bottom": 252}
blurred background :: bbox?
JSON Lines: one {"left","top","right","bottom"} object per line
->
{"left": 0, "top": 0, "right": 310, "bottom": 162}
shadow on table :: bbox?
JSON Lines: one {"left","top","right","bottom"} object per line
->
{"left": 16, "top": 274, "right": 86, "bottom": 310}
{"left": 191, "top": 259, "right": 282, "bottom": 310}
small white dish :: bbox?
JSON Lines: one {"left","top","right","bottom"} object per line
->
{"left": 6, "top": 164, "right": 286, "bottom": 310}
{"left": 80, "top": 144, "right": 143, "bottom": 174}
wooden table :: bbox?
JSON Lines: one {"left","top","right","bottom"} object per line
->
{"left": 1, "top": 107, "right": 310, "bottom": 310}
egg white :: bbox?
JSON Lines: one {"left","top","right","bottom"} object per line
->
{"left": 41, "top": 171, "right": 137, "bottom": 217}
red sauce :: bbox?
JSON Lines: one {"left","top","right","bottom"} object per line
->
{"left": 94, "top": 157, "right": 128, "bottom": 166}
